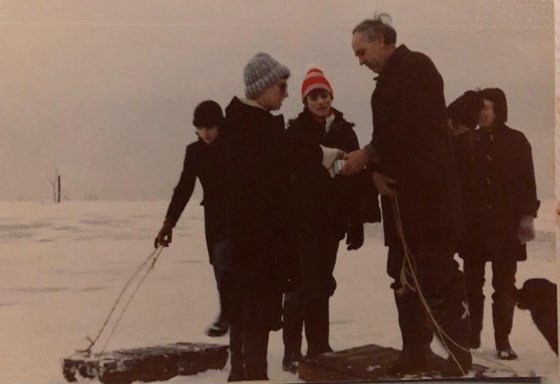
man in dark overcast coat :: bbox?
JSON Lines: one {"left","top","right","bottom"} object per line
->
{"left": 342, "top": 14, "right": 472, "bottom": 377}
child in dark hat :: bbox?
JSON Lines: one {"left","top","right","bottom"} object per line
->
{"left": 453, "top": 88, "right": 539, "bottom": 360}
{"left": 155, "top": 100, "right": 233, "bottom": 338}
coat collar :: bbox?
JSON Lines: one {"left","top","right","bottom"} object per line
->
{"left": 375, "top": 44, "right": 410, "bottom": 82}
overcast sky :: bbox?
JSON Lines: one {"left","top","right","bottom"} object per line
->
{"left": 1, "top": 0, "right": 554, "bottom": 201}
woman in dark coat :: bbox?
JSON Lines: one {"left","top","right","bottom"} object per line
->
{"left": 454, "top": 88, "right": 539, "bottom": 360}
{"left": 154, "top": 100, "right": 232, "bottom": 337}
{"left": 281, "top": 67, "right": 377, "bottom": 372}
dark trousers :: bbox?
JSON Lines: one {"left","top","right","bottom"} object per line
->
{"left": 283, "top": 234, "right": 338, "bottom": 357}
{"left": 212, "top": 240, "right": 234, "bottom": 323}
{"left": 463, "top": 256, "right": 517, "bottom": 345}
{"left": 387, "top": 237, "right": 471, "bottom": 366}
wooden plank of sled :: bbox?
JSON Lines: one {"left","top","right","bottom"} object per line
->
{"left": 298, "top": 344, "right": 541, "bottom": 383}
{"left": 62, "top": 342, "right": 228, "bottom": 384}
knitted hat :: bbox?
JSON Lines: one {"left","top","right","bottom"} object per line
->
{"left": 244, "top": 53, "right": 290, "bottom": 99}
{"left": 479, "top": 88, "right": 508, "bottom": 123}
{"left": 301, "top": 67, "right": 333, "bottom": 101}
{"left": 193, "top": 100, "right": 224, "bottom": 127}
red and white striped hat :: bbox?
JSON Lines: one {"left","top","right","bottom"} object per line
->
{"left": 301, "top": 67, "right": 333, "bottom": 101}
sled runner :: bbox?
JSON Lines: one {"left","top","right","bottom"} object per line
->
{"left": 62, "top": 342, "right": 228, "bottom": 384}
{"left": 298, "top": 344, "right": 541, "bottom": 382}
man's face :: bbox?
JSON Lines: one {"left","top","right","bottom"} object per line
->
{"left": 259, "top": 80, "right": 288, "bottom": 111}
{"left": 478, "top": 99, "right": 496, "bottom": 128}
{"left": 351, "top": 32, "right": 385, "bottom": 74}
{"left": 305, "top": 89, "right": 333, "bottom": 119}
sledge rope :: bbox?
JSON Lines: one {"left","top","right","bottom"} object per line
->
{"left": 391, "top": 194, "right": 518, "bottom": 377}
{"left": 71, "top": 245, "right": 165, "bottom": 359}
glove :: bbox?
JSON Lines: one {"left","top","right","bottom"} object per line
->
{"left": 517, "top": 215, "right": 535, "bottom": 244}
{"left": 346, "top": 223, "right": 364, "bottom": 251}
{"left": 154, "top": 221, "right": 174, "bottom": 248}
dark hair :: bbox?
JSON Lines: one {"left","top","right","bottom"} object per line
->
{"left": 447, "top": 90, "right": 484, "bottom": 130}
{"left": 193, "top": 100, "right": 224, "bottom": 128}
{"left": 479, "top": 88, "right": 508, "bottom": 123}
{"left": 352, "top": 12, "right": 397, "bottom": 45}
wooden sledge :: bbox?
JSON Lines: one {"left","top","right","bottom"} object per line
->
{"left": 299, "top": 344, "right": 541, "bottom": 383}
{"left": 62, "top": 342, "right": 228, "bottom": 384}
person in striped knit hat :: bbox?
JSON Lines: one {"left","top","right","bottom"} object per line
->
{"left": 281, "top": 66, "right": 379, "bottom": 373}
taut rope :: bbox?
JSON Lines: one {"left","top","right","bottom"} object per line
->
{"left": 72, "top": 246, "right": 165, "bottom": 358}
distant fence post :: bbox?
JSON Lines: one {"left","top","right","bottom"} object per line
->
{"left": 57, "top": 175, "right": 61, "bottom": 203}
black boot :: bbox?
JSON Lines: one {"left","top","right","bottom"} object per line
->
{"left": 468, "top": 296, "right": 484, "bottom": 349}
{"left": 206, "top": 289, "right": 231, "bottom": 337}
{"left": 304, "top": 297, "right": 333, "bottom": 357}
{"left": 493, "top": 301, "right": 517, "bottom": 360}
{"left": 386, "top": 290, "right": 433, "bottom": 375}
{"left": 244, "top": 327, "right": 270, "bottom": 381}
{"left": 228, "top": 321, "right": 245, "bottom": 382}
{"left": 427, "top": 276, "right": 472, "bottom": 377}
{"left": 282, "top": 292, "right": 304, "bottom": 373}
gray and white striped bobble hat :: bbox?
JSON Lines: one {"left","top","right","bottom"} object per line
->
{"left": 244, "top": 52, "right": 290, "bottom": 99}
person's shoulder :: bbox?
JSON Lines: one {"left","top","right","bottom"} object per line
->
{"left": 286, "top": 110, "right": 310, "bottom": 131}
{"left": 185, "top": 140, "right": 207, "bottom": 156}
{"left": 405, "top": 49, "right": 436, "bottom": 71}
{"left": 502, "top": 124, "right": 531, "bottom": 145}
{"left": 332, "top": 110, "right": 355, "bottom": 131}
{"left": 500, "top": 124, "right": 524, "bottom": 137}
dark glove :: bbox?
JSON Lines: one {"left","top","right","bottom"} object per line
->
{"left": 346, "top": 223, "right": 364, "bottom": 251}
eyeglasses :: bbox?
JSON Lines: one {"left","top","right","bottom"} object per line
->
{"left": 277, "top": 82, "right": 288, "bottom": 92}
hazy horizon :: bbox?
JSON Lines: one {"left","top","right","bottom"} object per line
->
{"left": 1, "top": 0, "right": 554, "bottom": 201}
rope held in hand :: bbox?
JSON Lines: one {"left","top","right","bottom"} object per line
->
{"left": 390, "top": 194, "right": 517, "bottom": 376}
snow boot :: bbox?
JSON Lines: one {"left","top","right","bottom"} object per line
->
{"left": 243, "top": 327, "right": 270, "bottom": 381}
{"left": 304, "top": 297, "right": 333, "bottom": 357}
{"left": 493, "top": 301, "right": 517, "bottom": 360}
{"left": 206, "top": 288, "right": 232, "bottom": 337}
{"left": 282, "top": 351, "right": 303, "bottom": 374}
{"left": 282, "top": 291, "right": 304, "bottom": 373}
{"left": 469, "top": 296, "right": 484, "bottom": 349}
{"left": 228, "top": 322, "right": 245, "bottom": 382}
{"left": 426, "top": 275, "right": 472, "bottom": 376}
{"left": 386, "top": 289, "right": 433, "bottom": 375}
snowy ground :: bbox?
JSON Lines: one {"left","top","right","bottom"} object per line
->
{"left": 0, "top": 199, "right": 558, "bottom": 384}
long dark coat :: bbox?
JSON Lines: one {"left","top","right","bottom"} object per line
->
{"left": 369, "top": 44, "right": 462, "bottom": 246}
{"left": 455, "top": 124, "right": 539, "bottom": 261}
{"left": 164, "top": 138, "right": 226, "bottom": 263}
{"left": 221, "top": 97, "right": 322, "bottom": 329}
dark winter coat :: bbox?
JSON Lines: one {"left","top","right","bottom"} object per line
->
{"left": 368, "top": 44, "right": 462, "bottom": 246}
{"left": 164, "top": 138, "right": 226, "bottom": 263}
{"left": 286, "top": 108, "right": 379, "bottom": 298}
{"left": 221, "top": 97, "right": 323, "bottom": 328}
{"left": 286, "top": 108, "right": 371, "bottom": 239}
{"left": 454, "top": 124, "right": 539, "bottom": 261}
